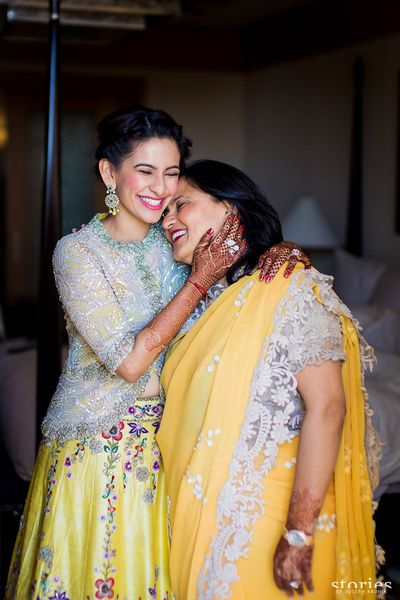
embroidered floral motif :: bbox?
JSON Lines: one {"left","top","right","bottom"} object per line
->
{"left": 44, "top": 443, "right": 62, "bottom": 515}
{"left": 122, "top": 397, "right": 163, "bottom": 499}
{"left": 233, "top": 280, "right": 254, "bottom": 311}
{"left": 317, "top": 513, "right": 336, "bottom": 531}
{"left": 185, "top": 469, "right": 208, "bottom": 504}
{"left": 49, "top": 592, "right": 69, "bottom": 600}
{"left": 197, "top": 269, "right": 377, "bottom": 600}
{"left": 195, "top": 428, "right": 222, "bottom": 449}
{"left": 102, "top": 422, "right": 124, "bottom": 442}
{"left": 206, "top": 355, "right": 221, "bottom": 373}
{"left": 95, "top": 577, "right": 115, "bottom": 598}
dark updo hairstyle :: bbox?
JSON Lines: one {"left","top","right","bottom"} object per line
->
{"left": 182, "top": 159, "right": 283, "bottom": 284}
{"left": 95, "top": 105, "right": 192, "bottom": 177}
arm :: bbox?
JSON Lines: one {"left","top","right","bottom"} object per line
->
{"left": 117, "top": 215, "right": 246, "bottom": 381}
{"left": 273, "top": 360, "right": 346, "bottom": 596}
{"left": 55, "top": 215, "right": 244, "bottom": 380}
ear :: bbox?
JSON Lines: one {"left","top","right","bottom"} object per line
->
{"left": 98, "top": 158, "right": 116, "bottom": 188}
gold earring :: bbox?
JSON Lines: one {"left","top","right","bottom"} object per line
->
{"left": 105, "top": 184, "right": 120, "bottom": 216}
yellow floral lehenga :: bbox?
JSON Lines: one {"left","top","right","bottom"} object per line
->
{"left": 6, "top": 399, "right": 171, "bottom": 600}
{"left": 158, "top": 265, "right": 381, "bottom": 600}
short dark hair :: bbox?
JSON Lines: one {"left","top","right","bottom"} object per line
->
{"left": 95, "top": 105, "right": 192, "bottom": 177}
{"left": 182, "top": 159, "right": 283, "bottom": 283}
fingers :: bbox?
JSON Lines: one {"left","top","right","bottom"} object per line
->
{"left": 259, "top": 256, "right": 273, "bottom": 281}
{"left": 197, "top": 227, "right": 214, "bottom": 248}
{"left": 283, "top": 256, "right": 298, "bottom": 278}
{"left": 304, "top": 572, "right": 314, "bottom": 593}
{"left": 215, "top": 214, "right": 242, "bottom": 245}
{"left": 191, "top": 228, "right": 214, "bottom": 264}
{"left": 303, "top": 256, "right": 312, "bottom": 269}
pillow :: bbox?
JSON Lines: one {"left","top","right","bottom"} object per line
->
{"left": 333, "top": 249, "right": 387, "bottom": 308}
{"left": 352, "top": 305, "right": 400, "bottom": 354}
{"left": 0, "top": 340, "right": 36, "bottom": 481}
{"left": 369, "top": 266, "right": 400, "bottom": 311}
{"left": 372, "top": 350, "right": 400, "bottom": 380}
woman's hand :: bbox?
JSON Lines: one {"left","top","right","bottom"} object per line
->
{"left": 273, "top": 536, "right": 314, "bottom": 597}
{"left": 258, "top": 242, "right": 311, "bottom": 283}
{"left": 188, "top": 214, "right": 247, "bottom": 295}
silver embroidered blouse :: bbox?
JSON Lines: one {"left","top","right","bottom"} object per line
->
{"left": 41, "top": 214, "right": 189, "bottom": 442}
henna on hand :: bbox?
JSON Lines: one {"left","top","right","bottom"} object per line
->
{"left": 273, "top": 538, "right": 314, "bottom": 597}
{"left": 273, "top": 489, "right": 320, "bottom": 596}
{"left": 258, "top": 242, "right": 311, "bottom": 283}
{"left": 189, "top": 214, "right": 247, "bottom": 292}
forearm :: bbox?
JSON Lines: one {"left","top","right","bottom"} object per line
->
{"left": 286, "top": 406, "right": 345, "bottom": 532}
{"left": 116, "top": 280, "right": 202, "bottom": 382}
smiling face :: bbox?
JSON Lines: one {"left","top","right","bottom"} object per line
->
{"left": 99, "top": 137, "right": 181, "bottom": 228}
{"left": 162, "top": 178, "right": 229, "bottom": 264}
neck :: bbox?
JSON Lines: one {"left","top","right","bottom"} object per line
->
{"left": 102, "top": 208, "right": 150, "bottom": 242}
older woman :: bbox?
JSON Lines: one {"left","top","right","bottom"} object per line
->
{"left": 158, "top": 160, "right": 381, "bottom": 599}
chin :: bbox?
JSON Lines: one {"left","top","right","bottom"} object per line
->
{"left": 172, "top": 248, "right": 192, "bottom": 265}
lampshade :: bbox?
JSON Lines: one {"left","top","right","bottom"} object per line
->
{"left": 282, "top": 196, "right": 339, "bottom": 249}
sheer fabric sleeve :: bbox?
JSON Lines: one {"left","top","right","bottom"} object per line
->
{"left": 53, "top": 237, "right": 136, "bottom": 372}
{"left": 285, "top": 289, "right": 345, "bottom": 375}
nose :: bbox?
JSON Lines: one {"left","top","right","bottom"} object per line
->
{"left": 149, "top": 173, "right": 167, "bottom": 197}
{"left": 161, "top": 212, "right": 176, "bottom": 231}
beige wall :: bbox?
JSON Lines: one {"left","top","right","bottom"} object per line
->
{"left": 244, "top": 35, "right": 400, "bottom": 265}
{"left": 144, "top": 68, "right": 245, "bottom": 167}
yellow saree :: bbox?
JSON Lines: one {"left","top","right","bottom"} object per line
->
{"left": 158, "top": 266, "right": 381, "bottom": 600}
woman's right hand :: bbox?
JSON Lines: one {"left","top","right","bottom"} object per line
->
{"left": 188, "top": 214, "right": 247, "bottom": 295}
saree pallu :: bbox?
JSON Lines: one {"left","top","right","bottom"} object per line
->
{"left": 6, "top": 396, "right": 172, "bottom": 600}
{"left": 158, "top": 266, "right": 380, "bottom": 600}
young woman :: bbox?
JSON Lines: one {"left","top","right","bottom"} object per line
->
{"left": 6, "top": 107, "right": 305, "bottom": 600}
{"left": 158, "top": 160, "right": 381, "bottom": 600}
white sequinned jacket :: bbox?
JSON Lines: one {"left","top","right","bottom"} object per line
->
{"left": 41, "top": 214, "right": 189, "bottom": 442}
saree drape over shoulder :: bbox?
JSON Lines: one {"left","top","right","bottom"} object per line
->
{"left": 157, "top": 266, "right": 381, "bottom": 600}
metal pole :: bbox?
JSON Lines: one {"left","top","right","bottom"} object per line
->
{"left": 36, "top": 0, "right": 62, "bottom": 449}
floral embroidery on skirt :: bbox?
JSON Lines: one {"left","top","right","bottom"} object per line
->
{"left": 5, "top": 396, "right": 172, "bottom": 600}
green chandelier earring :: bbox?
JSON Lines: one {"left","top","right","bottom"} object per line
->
{"left": 105, "top": 184, "right": 120, "bottom": 216}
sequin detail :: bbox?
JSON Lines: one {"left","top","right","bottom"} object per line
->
{"left": 42, "top": 214, "right": 189, "bottom": 442}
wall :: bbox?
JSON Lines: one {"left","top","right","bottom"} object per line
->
{"left": 144, "top": 68, "right": 245, "bottom": 167}
{"left": 244, "top": 34, "right": 400, "bottom": 265}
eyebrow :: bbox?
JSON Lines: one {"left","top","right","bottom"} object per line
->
{"left": 133, "top": 162, "right": 180, "bottom": 170}
{"left": 162, "top": 193, "right": 187, "bottom": 216}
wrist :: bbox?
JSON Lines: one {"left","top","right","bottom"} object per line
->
{"left": 283, "top": 527, "right": 314, "bottom": 547}
{"left": 187, "top": 278, "right": 208, "bottom": 298}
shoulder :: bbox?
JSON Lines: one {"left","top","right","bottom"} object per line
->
{"left": 53, "top": 225, "right": 97, "bottom": 271}
{"left": 277, "top": 268, "right": 352, "bottom": 335}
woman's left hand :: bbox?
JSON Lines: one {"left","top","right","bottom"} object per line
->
{"left": 273, "top": 536, "right": 314, "bottom": 597}
{"left": 258, "top": 242, "right": 311, "bottom": 283}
